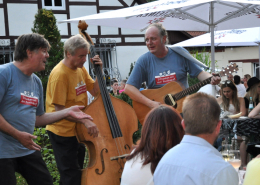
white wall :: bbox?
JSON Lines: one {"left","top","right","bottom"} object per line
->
{"left": 99, "top": 10, "right": 119, "bottom": 35}
{"left": 69, "top": 0, "right": 95, "bottom": 2}
{"left": 215, "top": 46, "right": 258, "bottom": 80}
{"left": 69, "top": 5, "right": 98, "bottom": 36}
{"left": 116, "top": 45, "right": 147, "bottom": 80}
{"left": 124, "top": 0, "right": 135, "bottom": 6}
{"left": 0, "top": 8, "right": 5, "bottom": 36}
{"left": 7, "top": 4, "right": 38, "bottom": 36}
{"left": 99, "top": 0, "right": 122, "bottom": 6}
{"left": 54, "top": 14, "right": 68, "bottom": 35}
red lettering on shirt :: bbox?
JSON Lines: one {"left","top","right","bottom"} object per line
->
{"left": 75, "top": 84, "right": 87, "bottom": 96}
{"left": 20, "top": 95, "right": 39, "bottom": 107}
{"left": 155, "top": 73, "right": 177, "bottom": 85}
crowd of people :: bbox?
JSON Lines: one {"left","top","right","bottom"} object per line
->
{"left": 1, "top": 22, "right": 260, "bottom": 185}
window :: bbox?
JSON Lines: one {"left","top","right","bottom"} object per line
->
{"left": 87, "top": 41, "right": 121, "bottom": 88}
{"left": 42, "top": 0, "right": 65, "bottom": 10}
{"left": 0, "top": 46, "right": 14, "bottom": 65}
{"left": 254, "top": 63, "right": 260, "bottom": 79}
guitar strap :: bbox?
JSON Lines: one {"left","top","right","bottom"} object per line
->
{"left": 169, "top": 46, "right": 209, "bottom": 70}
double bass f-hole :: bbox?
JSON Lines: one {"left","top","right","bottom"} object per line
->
{"left": 95, "top": 148, "right": 108, "bottom": 175}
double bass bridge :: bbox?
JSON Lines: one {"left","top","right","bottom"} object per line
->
{"left": 110, "top": 154, "right": 129, "bottom": 161}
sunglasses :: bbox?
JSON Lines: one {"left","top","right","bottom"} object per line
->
{"left": 221, "top": 80, "right": 232, "bottom": 84}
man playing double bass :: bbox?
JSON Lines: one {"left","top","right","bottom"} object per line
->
{"left": 45, "top": 34, "right": 101, "bottom": 185}
{"left": 125, "top": 23, "right": 221, "bottom": 109}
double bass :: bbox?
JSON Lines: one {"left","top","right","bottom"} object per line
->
{"left": 76, "top": 20, "right": 138, "bottom": 185}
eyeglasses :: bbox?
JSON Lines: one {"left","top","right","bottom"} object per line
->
{"left": 221, "top": 80, "right": 232, "bottom": 84}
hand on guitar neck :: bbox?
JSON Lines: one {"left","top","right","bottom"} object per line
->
{"left": 198, "top": 71, "right": 221, "bottom": 85}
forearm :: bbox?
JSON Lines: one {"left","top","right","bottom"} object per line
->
{"left": 0, "top": 114, "right": 21, "bottom": 140}
{"left": 239, "top": 98, "right": 247, "bottom": 116}
{"left": 89, "top": 78, "right": 100, "bottom": 97}
{"left": 248, "top": 104, "right": 260, "bottom": 118}
{"left": 35, "top": 109, "right": 69, "bottom": 127}
{"left": 52, "top": 104, "right": 87, "bottom": 124}
{"left": 197, "top": 71, "right": 212, "bottom": 81}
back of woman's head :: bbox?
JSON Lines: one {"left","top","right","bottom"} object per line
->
{"left": 126, "top": 105, "right": 184, "bottom": 174}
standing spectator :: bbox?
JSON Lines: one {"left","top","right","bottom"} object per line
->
{"left": 234, "top": 75, "right": 246, "bottom": 97}
{"left": 121, "top": 105, "right": 184, "bottom": 185}
{"left": 45, "top": 34, "right": 100, "bottom": 185}
{"left": 227, "top": 73, "right": 234, "bottom": 81}
{"left": 110, "top": 78, "right": 119, "bottom": 96}
{"left": 243, "top": 74, "right": 252, "bottom": 89}
{"left": 119, "top": 79, "right": 127, "bottom": 93}
{"left": 0, "top": 33, "right": 93, "bottom": 185}
{"left": 139, "top": 82, "right": 147, "bottom": 91}
{"left": 154, "top": 93, "right": 239, "bottom": 185}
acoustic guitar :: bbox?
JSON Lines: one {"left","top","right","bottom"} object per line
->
{"left": 132, "top": 63, "right": 239, "bottom": 124}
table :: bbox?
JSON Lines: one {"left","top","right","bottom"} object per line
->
{"left": 220, "top": 117, "right": 260, "bottom": 142}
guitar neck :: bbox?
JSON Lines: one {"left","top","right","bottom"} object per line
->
{"left": 174, "top": 77, "right": 212, "bottom": 101}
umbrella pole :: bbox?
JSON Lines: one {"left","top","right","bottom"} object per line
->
{"left": 210, "top": 2, "right": 215, "bottom": 73}
{"left": 259, "top": 44, "right": 260, "bottom": 79}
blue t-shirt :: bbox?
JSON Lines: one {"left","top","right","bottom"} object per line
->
{"left": 127, "top": 48, "right": 202, "bottom": 89}
{"left": 0, "top": 63, "right": 44, "bottom": 158}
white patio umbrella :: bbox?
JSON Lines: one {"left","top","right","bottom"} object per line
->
{"left": 173, "top": 27, "right": 260, "bottom": 73}
{"left": 174, "top": 27, "right": 260, "bottom": 47}
{"left": 60, "top": 0, "right": 260, "bottom": 71}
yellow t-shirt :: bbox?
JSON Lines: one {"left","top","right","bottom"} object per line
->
{"left": 46, "top": 61, "right": 94, "bottom": 136}
{"left": 243, "top": 158, "right": 260, "bottom": 185}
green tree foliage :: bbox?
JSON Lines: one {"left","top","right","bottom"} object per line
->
{"left": 128, "top": 62, "right": 135, "bottom": 77}
{"left": 187, "top": 47, "right": 218, "bottom": 88}
{"left": 16, "top": 127, "right": 60, "bottom": 185}
{"left": 31, "top": 9, "right": 64, "bottom": 99}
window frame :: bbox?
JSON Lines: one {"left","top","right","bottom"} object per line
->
{"left": 42, "top": 0, "right": 66, "bottom": 10}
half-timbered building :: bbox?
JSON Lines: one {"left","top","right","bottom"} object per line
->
{"left": 0, "top": 0, "right": 194, "bottom": 81}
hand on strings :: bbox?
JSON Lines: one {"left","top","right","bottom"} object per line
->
{"left": 17, "top": 131, "right": 41, "bottom": 151}
{"left": 67, "top": 105, "right": 93, "bottom": 121}
{"left": 90, "top": 55, "right": 103, "bottom": 68}
{"left": 210, "top": 73, "right": 221, "bottom": 85}
{"left": 82, "top": 119, "right": 99, "bottom": 138}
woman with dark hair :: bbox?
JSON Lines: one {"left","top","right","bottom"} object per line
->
{"left": 217, "top": 80, "right": 246, "bottom": 116}
{"left": 244, "top": 77, "right": 260, "bottom": 111}
{"left": 120, "top": 105, "right": 184, "bottom": 185}
{"left": 234, "top": 75, "right": 246, "bottom": 97}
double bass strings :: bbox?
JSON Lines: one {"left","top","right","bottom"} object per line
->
{"left": 90, "top": 44, "right": 127, "bottom": 157}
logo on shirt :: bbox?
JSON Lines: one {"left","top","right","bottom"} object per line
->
{"left": 20, "top": 91, "right": 39, "bottom": 107}
{"left": 155, "top": 70, "right": 177, "bottom": 85}
{"left": 75, "top": 81, "right": 87, "bottom": 96}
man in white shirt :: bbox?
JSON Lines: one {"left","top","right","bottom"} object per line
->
{"left": 154, "top": 92, "right": 239, "bottom": 185}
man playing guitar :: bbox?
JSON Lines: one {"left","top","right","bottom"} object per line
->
{"left": 125, "top": 23, "right": 221, "bottom": 110}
